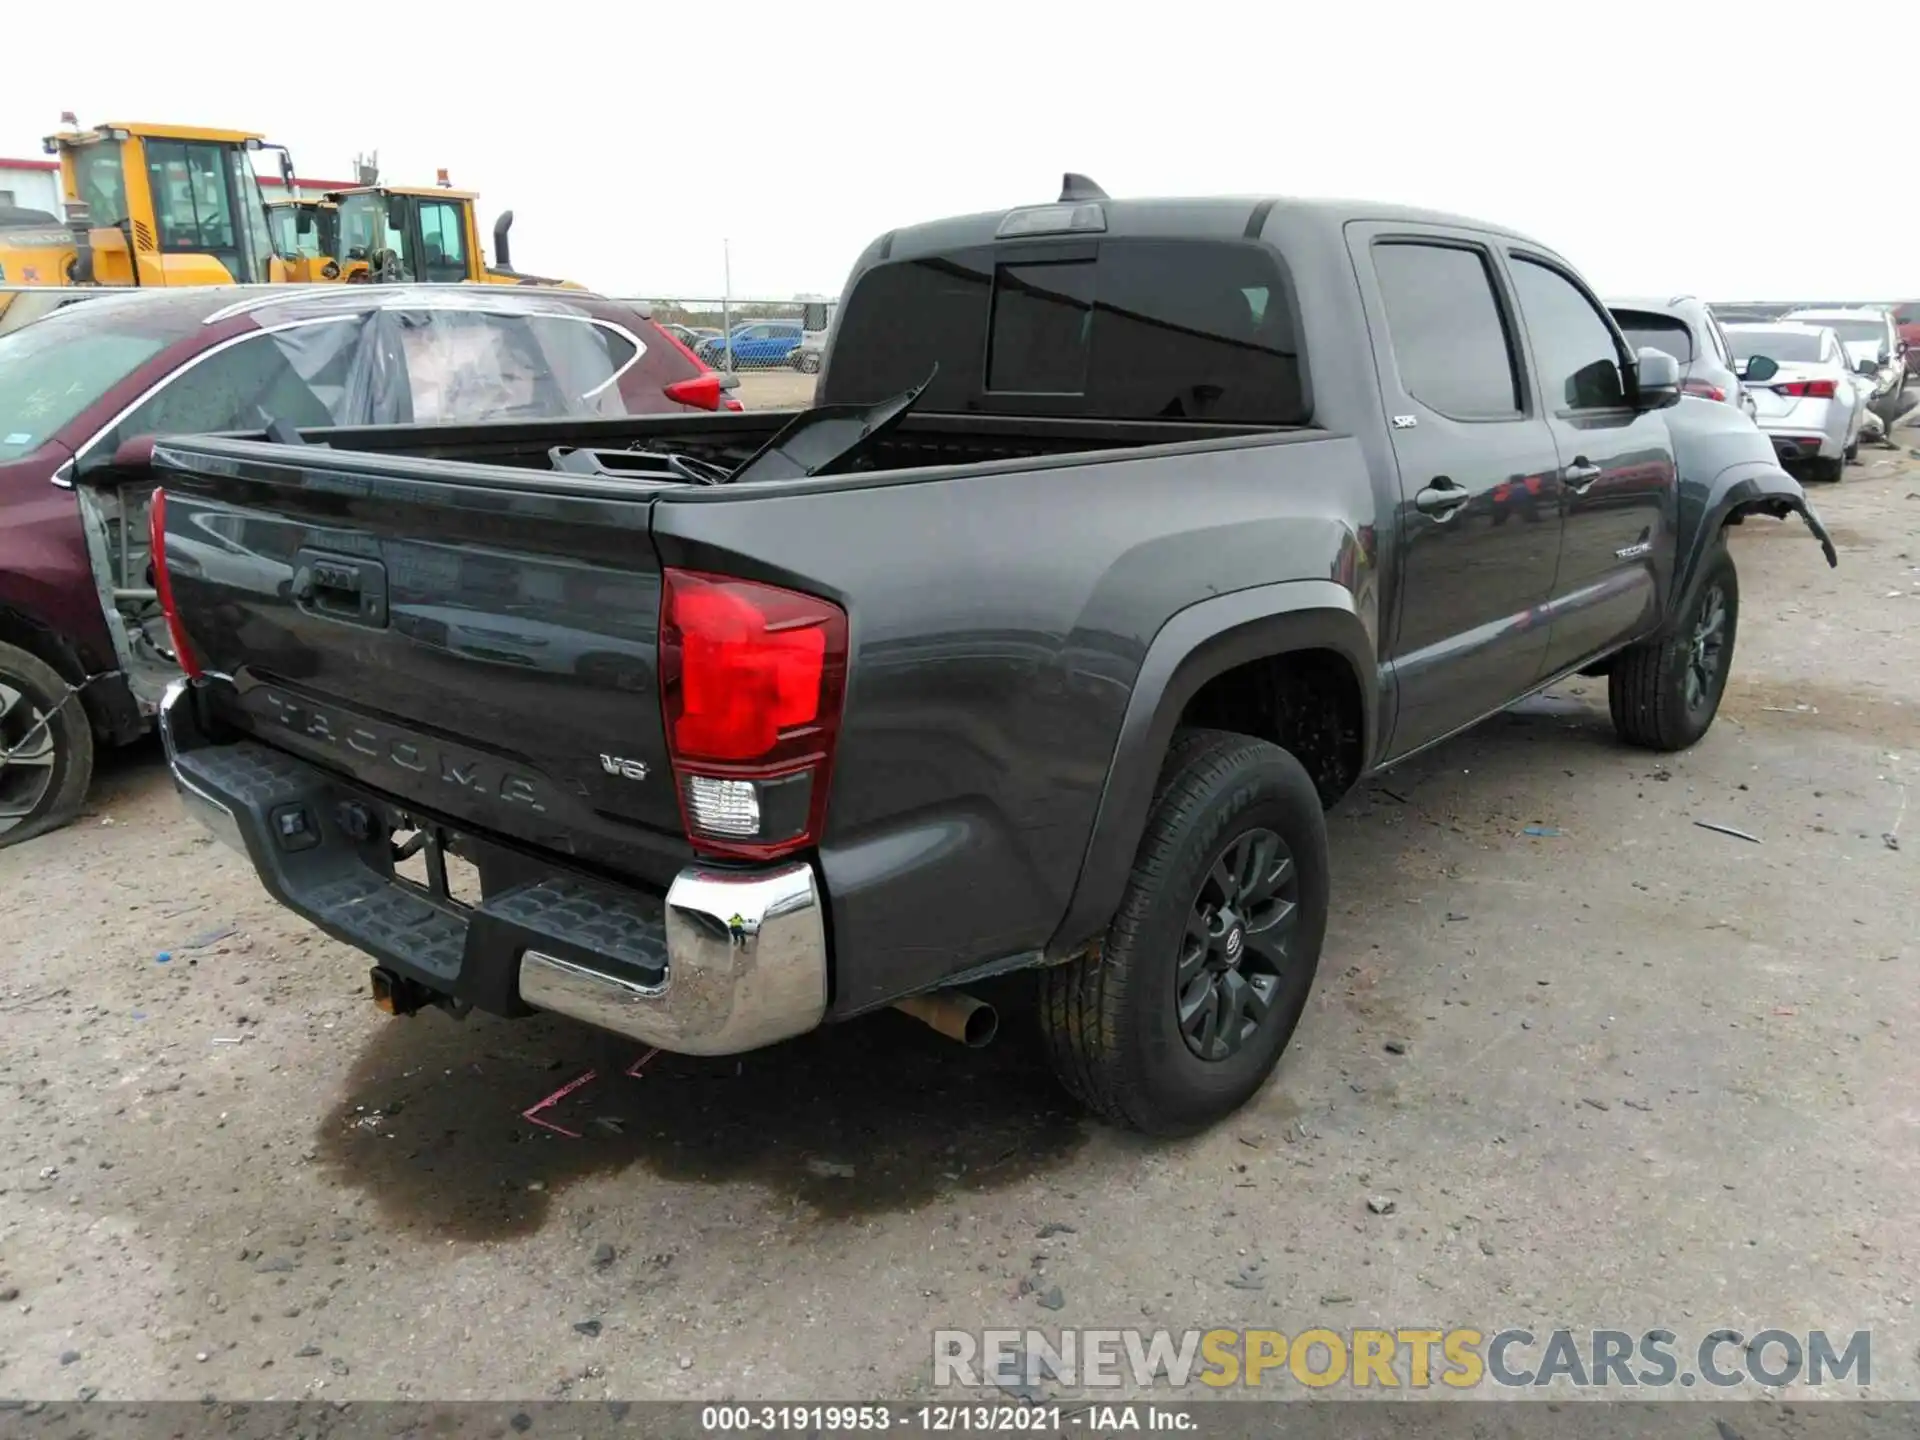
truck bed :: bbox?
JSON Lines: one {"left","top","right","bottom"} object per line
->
{"left": 148, "top": 410, "right": 1364, "bottom": 1018}
{"left": 235, "top": 408, "right": 1293, "bottom": 479}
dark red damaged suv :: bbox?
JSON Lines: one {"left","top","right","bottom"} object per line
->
{"left": 0, "top": 283, "right": 738, "bottom": 847}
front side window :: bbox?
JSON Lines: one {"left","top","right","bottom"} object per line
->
{"left": 268, "top": 206, "right": 298, "bottom": 256}
{"left": 1373, "top": 242, "right": 1521, "bottom": 419}
{"left": 228, "top": 150, "right": 274, "bottom": 281}
{"left": 417, "top": 199, "right": 468, "bottom": 283}
{"left": 1509, "top": 257, "right": 1626, "bottom": 410}
{"left": 70, "top": 141, "right": 129, "bottom": 226}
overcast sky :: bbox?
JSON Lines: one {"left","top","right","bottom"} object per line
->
{"left": 7, "top": 0, "right": 1915, "bottom": 303}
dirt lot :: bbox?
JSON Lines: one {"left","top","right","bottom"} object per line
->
{"left": 1, "top": 443, "right": 1916, "bottom": 1407}
{"left": 732, "top": 370, "right": 816, "bottom": 411}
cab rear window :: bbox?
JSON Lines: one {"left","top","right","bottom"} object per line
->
{"left": 825, "top": 239, "right": 1308, "bottom": 425}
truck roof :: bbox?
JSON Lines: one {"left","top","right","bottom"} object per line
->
{"left": 871, "top": 192, "right": 1539, "bottom": 264}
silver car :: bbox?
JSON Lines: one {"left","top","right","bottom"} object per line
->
{"left": 1724, "top": 322, "right": 1867, "bottom": 482}
{"left": 1608, "top": 295, "right": 1756, "bottom": 421}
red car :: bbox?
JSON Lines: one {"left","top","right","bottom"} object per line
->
{"left": 0, "top": 284, "right": 739, "bottom": 848}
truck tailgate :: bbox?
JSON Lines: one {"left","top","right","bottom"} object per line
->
{"left": 151, "top": 437, "right": 688, "bottom": 885}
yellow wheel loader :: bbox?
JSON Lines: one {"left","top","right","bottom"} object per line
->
{"left": 328, "top": 175, "right": 582, "bottom": 288}
{"left": 266, "top": 197, "right": 344, "bottom": 282}
{"left": 0, "top": 119, "right": 295, "bottom": 289}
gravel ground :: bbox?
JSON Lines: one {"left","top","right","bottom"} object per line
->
{"left": 0, "top": 441, "right": 1915, "bottom": 1408}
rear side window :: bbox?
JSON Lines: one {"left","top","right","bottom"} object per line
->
{"left": 1372, "top": 242, "right": 1521, "bottom": 419}
{"left": 825, "top": 239, "right": 1308, "bottom": 424}
{"left": 1611, "top": 309, "right": 1695, "bottom": 364}
{"left": 394, "top": 312, "right": 640, "bottom": 422}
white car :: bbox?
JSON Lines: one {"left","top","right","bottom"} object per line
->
{"left": 1724, "top": 322, "right": 1867, "bottom": 482}
{"left": 1781, "top": 306, "right": 1907, "bottom": 418}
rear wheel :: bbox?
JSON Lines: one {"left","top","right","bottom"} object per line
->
{"left": 0, "top": 641, "right": 94, "bottom": 850}
{"left": 1608, "top": 543, "right": 1739, "bottom": 752}
{"left": 1809, "top": 454, "right": 1845, "bottom": 483}
{"left": 1844, "top": 439, "right": 1859, "bottom": 462}
{"left": 1039, "top": 729, "right": 1329, "bottom": 1136}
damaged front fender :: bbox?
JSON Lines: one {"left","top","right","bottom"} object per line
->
{"left": 1668, "top": 459, "right": 1836, "bottom": 630}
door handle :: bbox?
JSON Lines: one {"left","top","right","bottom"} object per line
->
{"left": 1563, "top": 459, "right": 1603, "bottom": 493}
{"left": 1414, "top": 477, "right": 1470, "bottom": 518}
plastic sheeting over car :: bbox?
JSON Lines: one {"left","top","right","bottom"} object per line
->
{"left": 248, "top": 297, "right": 649, "bottom": 429}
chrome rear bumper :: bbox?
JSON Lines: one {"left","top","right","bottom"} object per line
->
{"left": 159, "top": 677, "right": 829, "bottom": 1057}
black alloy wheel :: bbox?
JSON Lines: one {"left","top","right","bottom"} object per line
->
{"left": 1177, "top": 827, "right": 1300, "bottom": 1061}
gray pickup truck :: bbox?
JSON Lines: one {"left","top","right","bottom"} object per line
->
{"left": 145, "top": 177, "right": 1834, "bottom": 1135}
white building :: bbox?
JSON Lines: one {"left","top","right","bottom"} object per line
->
{"left": 0, "top": 155, "right": 61, "bottom": 216}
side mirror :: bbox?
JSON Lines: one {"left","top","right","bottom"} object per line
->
{"left": 295, "top": 209, "right": 314, "bottom": 237}
{"left": 1632, "top": 347, "right": 1681, "bottom": 410}
{"left": 1857, "top": 358, "right": 1879, "bottom": 377}
{"left": 1742, "top": 354, "right": 1779, "bottom": 383}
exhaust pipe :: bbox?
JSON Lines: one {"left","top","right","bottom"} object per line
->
{"left": 893, "top": 990, "right": 998, "bottom": 1048}
{"left": 493, "top": 210, "right": 514, "bottom": 271}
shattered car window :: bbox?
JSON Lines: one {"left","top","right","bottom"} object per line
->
{"left": 388, "top": 310, "right": 642, "bottom": 424}
{"left": 99, "top": 317, "right": 365, "bottom": 450}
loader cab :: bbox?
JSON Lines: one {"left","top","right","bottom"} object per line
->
{"left": 328, "top": 177, "right": 582, "bottom": 288}
{"left": 330, "top": 184, "right": 487, "bottom": 284}
{"left": 267, "top": 199, "right": 342, "bottom": 281}
{"left": 13, "top": 122, "right": 292, "bottom": 287}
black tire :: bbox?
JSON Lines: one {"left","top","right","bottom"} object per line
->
{"left": 1844, "top": 439, "right": 1859, "bottom": 462}
{"left": 1607, "top": 543, "right": 1739, "bottom": 752}
{"left": 1808, "top": 454, "right": 1845, "bottom": 483}
{"left": 0, "top": 640, "right": 94, "bottom": 850}
{"left": 1039, "top": 728, "right": 1329, "bottom": 1136}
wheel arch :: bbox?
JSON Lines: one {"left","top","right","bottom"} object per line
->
{"left": 1046, "top": 581, "right": 1378, "bottom": 957}
{"left": 0, "top": 603, "right": 142, "bottom": 744}
{"left": 1667, "top": 460, "right": 1835, "bottom": 632}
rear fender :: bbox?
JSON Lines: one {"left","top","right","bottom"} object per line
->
{"left": 1046, "top": 580, "right": 1378, "bottom": 957}
{"left": 1668, "top": 460, "right": 1836, "bottom": 628}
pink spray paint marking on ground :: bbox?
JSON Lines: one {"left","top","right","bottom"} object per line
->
{"left": 520, "top": 1049, "right": 660, "bottom": 1138}
{"left": 520, "top": 1069, "right": 599, "bottom": 1138}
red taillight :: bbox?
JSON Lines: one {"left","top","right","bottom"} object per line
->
{"left": 654, "top": 323, "right": 728, "bottom": 412}
{"left": 1775, "top": 379, "right": 1837, "bottom": 399}
{"left": 659, "top": 568, "right": 847, "bottom": 860}
{"left": 1681, "top": 378, "right": 1726, "bottom": 402}
{"left": 723, "top": 396, "right": 744, "bottom": 412}
{"left": 662, "top": 374, "right": 724, "bottom": 410}
{"left": 148, "top": 488, "right": 203, "bottom": 679}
